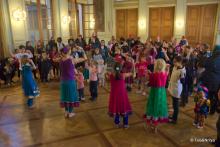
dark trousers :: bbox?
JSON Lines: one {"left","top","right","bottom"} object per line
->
{"left": 172, "top": 97, "right": 180, "bottom": 122}
{"left": 17, "top": 69, "right": 20, "bottom": 78}
{"left": 209, "top": 91, "right": 218, "bottom": 114}
{"left": 27, "top": 98, "right": 33, "bottom": 107}
{"left": 4, "top": 73, "right": 12, "bottom": 84}
{"left": 181, "top": 83, "right": 189, "bottom": 106}
{"left": 40, "top": 71, "right": 49, "bottom": 82}
{"left": 53, "top": 65, "right": 60, "bottom": 76}
{"left": 78, "top": 88, "right": 84, "bottom": 99}
{"left": 216, "top": 115, "right": 220, "bottom": 146}
{"left": 89, "top": 81, "right": 98, "bottom": 100}
{"left": 114, "top": 114, "right": 128, "bottom": 125}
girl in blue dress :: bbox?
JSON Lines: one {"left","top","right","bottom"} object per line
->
{"left": 21, "top": 55, "right": 39, "bottom": 108}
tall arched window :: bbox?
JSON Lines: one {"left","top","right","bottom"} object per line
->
{"left": 25, "top": 0, "right": 54, "bottom": 44}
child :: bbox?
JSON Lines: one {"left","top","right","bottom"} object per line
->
{"left": 144, "top": 59, "right": 169, "bottom": 133}
{"left": 59, "top": 47, "right": 85, "bottom": 118}
{"left": 168, "top": 56, "right": 186, "bottom": 124}
{"left": 38, "top": 51, "right": 51, "bottom": 82}
{"left": 98, "top": 63, "right": 106, "bottom": 87}
{"left": 83, "top": 60, "right": 90, "bottom": 83}
{"left": 76, "top": 67, "right": 85, "bottom": 101}
{"left": 122, "top": 54, "right": 134, "bottom": 91}
{"left": 49, "top": 45, "right": 60, "bottom": 79}
{"left": 3, "top": 59, "right": 13, "bottom": 86}
{"left": 193, "top": 84, "right": 210, "bottom": 129}
{"left": 108, "top": 62, "right": 132, "bottom": 129}
{"left": 89, "top": 60, "right": 98, "bottom": 101}
{"left": 203, "top": 43, "right": 212, "bottom": 58}
{"left": 93, "top": 48, "right": 105, "bottom": 86}
{"left": 21, "top": 55, "right": 39, "bottom": 108}
{"left": 135, "top": 53, "right": 149, "bottom": 96}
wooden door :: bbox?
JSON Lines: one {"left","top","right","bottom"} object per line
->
{"left": 200, "top": 4, "right": 218, "bottom": 46}
{"left": 149, "top": 8, "right": 161, "bottom": 40}
{"left": 116, "top": 9, "right": 126, "bottom": 40}
{"left": 161, "top": 7, "right": 174, "bottom": 41}
{"left": 186, "top": 4, "right": 218, "bottom": 47}
{"left": 116, "top": 8, "right": 138, "bottom": 40}
{"left": 127, "top": 9, "right": 138, "bottom": 38}
{"left": 185, "top": 5, "right": 201, "bottom": 46}
{"left": 149, "top": 7, "right": 174, "bottom": 41}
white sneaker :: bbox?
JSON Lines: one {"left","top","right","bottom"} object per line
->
{"left": 115, "top": 124, "right": 120, "bottom": 128}
{"left": 69, "top": 113, "right": 76, "bottom": 118}
{"left": 124, "top": 125, "right": 129, "bottom": 129}
{"left": 193, "top": 122, "right": 197, "bottom": 126}
{"left": 81, "top": 97, "right": 85, "bottom": 101}
{"left": 197, "top": 125, "right": 203, "bottom": 129}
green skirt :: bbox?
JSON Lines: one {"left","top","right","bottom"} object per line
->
{"left": 83, "top": 69, "right": 89, "bottom": 80}
{"left": 144, "top": 87, "right": 168, "bottom": 125}
{"left": 60, "top": 80, "right": 79, "bottom": 107}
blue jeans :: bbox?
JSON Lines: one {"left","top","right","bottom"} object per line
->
{"left": 114, "top": 114, "right": 128, "bottom": 125}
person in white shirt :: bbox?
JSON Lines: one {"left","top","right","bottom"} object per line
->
{"left": 168, "top": 56, "right": 186, "bottom": 124}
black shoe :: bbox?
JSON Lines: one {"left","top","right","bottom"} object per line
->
{"left": 209, "top": 111, "right": 215, "bottom": 115}
{"left": 126, "top": 86, "right": 132, "bottom": 92}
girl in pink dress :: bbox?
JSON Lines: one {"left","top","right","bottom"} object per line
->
{"left": 108, "top": 62, "right": 132, "bottom": 129}
{"left": 135, "top": 53, "right": 149, "bottom": 95}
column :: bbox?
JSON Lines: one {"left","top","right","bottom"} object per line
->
{"left": 52, "top": 0, "right": 69, "bottom": 44}
{"left": 138, "top": 0, "right": 148, "bottom": 42}
{"left": 0, "top": 0, "right": 17, "bottom": 56}
{"left": 60, "top": 0, "right": 70, "bottom": 43}
{"left": 97, "top": 0, "right": 114, "bottom": 43}
{"left": 174, "top": 0, "right": 187, "bottom": 40}
{"left": 69, "top": 0, "right": 78, "bottom": 38}
{"left": 52, "top": 0, "right": 61, "bottom": 39}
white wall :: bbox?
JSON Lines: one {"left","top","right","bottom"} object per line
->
{"left": 7, "top": 0, "right": 28, "bottom": 48}
{"left": 138, "top": 0, "right": 148, "bottom": 42}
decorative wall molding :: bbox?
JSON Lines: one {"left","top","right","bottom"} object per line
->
{"left": 187, "top": 0, "right": 219, "bottom": 5}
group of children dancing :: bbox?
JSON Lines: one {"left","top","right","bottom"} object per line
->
{"left": 7, "top": 34, "right": 215, "bottom": 133}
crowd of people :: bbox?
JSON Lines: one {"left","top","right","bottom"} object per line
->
{"left": 1, "top": 33, "right": 220, "bottom": 143}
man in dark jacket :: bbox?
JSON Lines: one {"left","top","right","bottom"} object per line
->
{"left": 201, "top": 45, "right": 220, "bottom": 114}
{"left": 99, "top": 40, "right": 109, "bottom": 63}
{"left": 215, "top": 86, "right": 220, "bottom": 146}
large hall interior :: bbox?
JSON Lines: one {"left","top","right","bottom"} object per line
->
{"left": 0, "top": 0, "right": 220, "bottom": 147}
